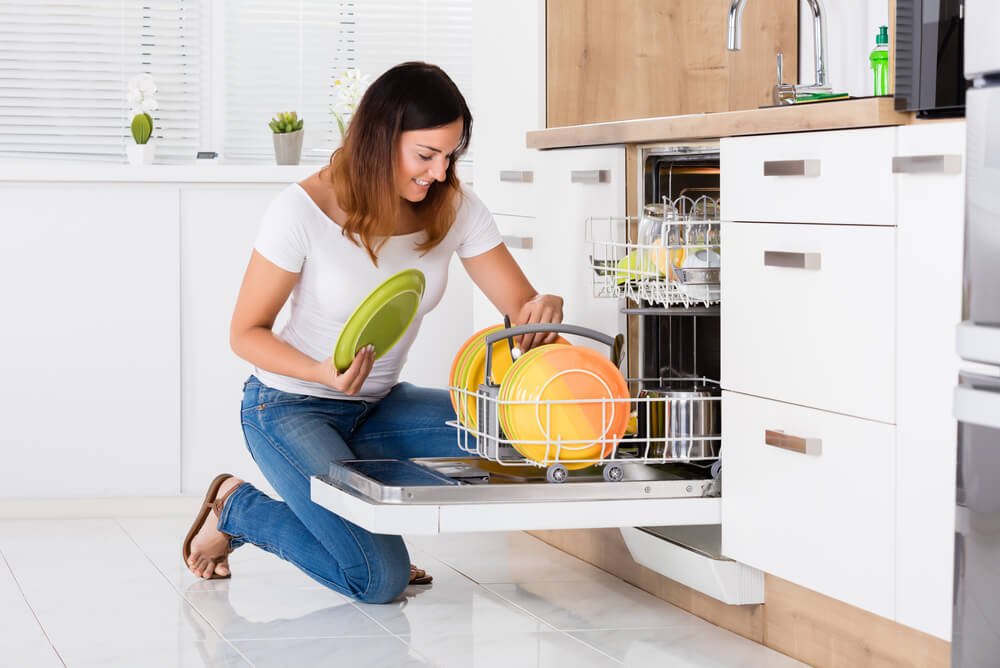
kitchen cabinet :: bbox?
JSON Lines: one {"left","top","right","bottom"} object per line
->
{"left": 545, "top": 0, "right": 798, "bottom": 127}
{"left": 537, "top": 145, "right": 626, "bottom": 354}
{"left": 721, "top": 127, "right": 897, "bottom": 226}
{"left": 722, "top": 390, "right": 896, "bottom": 618}
{"left": 470, "top": 0, "right": 545, "bottom": 218}
{"left": 0, "top": 185, "right": 180, "bottom": 498}
{"left": 0, "top": 172, "right": 474, "bottom": 499}
{"left": 719, "top": 121, "right": 964, "bottom": 638}
{"left": 471, "top": 214, "right": 540, "bottom": 332}
{"left": 893, "top": 120, "right": 965, "bottom": 640}
{"left": 720, "top": 221, "right": 896, "bottom": 423}
{"left": 179, "top": 186, "right": 287, "bottom": 497}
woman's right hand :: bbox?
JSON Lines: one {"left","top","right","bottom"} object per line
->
{"left": 312, "top": 345, "right": 376, "bottom": 395}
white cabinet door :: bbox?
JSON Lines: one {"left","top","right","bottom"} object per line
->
{"left": 721, "top": 390, "right": 897, "bottom": 618}
{"left": 893, "top": 120, "right": 965, "bottom": 640}
{"left": 471, "top": 214, "right": 544, "bottom": 333}
{"left": 180, "top": 186, "right": 286, "bottom": 496}
{"left": 471, "top": 0, "right": 545, "bottom": 216}
{"left": 538, "top": 146, "right": 627, "bottom": 354}
{"left": 721, "top": 127, "right": 896, "bottom": 226}
{"left": 0, "top": 185, "right": 180, "bottom": 498}
{"left": 402, "top": 253, "right": 474, "bottom": 389}
{"left": 720, "top": 221, "right": 896, "bottom": 423}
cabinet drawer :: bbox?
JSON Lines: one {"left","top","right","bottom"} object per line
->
{"left": 720, "top": 221, "right": 895, "bottom": 423}
{"left": 472, "top": 214, "right": 544, "bottom": 331}
{"left": 721, "top": 128, "right": 895, "bottom": 225}
{"left": 472, "top": 154, "right": 540, "bottom": 218}
{"left": 720, "top": 391, "right": 896, "bottom": 618}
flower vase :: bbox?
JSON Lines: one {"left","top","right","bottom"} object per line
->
{"left": 127, "top": 142, "right": 156, "bottom": 166}
{"left": 273, "top": 129, "right": 304, "bottom": 165}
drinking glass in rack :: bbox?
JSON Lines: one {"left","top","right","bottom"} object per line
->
{"left": 586, "top": 195, "right": 721, "bottom": 309}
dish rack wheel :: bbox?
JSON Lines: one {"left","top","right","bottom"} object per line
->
{"left": 545, "top": 464, "right": 569, "bottom": 484}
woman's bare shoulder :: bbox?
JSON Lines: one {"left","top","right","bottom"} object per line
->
{"left": 297, "top": 168, "right": 345, "bottom": 224}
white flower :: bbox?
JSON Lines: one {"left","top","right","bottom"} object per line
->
{"left": 331, "top": 68, "right": 371, "bottom": 118}
{"left": 127, "top": 73, "right": 158, "bottom": 117}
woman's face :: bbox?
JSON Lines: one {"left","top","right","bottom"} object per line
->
{"left": 394, "top": 118, "right": 464, "bottom": 203}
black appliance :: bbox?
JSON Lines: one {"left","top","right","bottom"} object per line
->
{"left": 894, "top": 0, "right": 966, "bottom": 117}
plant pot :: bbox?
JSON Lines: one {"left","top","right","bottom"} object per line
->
{"left": 126, "top": 142, "right": 156, "bottom": 166}
{"left": 273, "top": 130, "right": 304, "bottom": 165}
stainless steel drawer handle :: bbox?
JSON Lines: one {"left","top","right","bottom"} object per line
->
{"left": 765, "top": 429, "right": 822, "bottom": 456}
{"left": 763, "top": 250, "right": 821, "bottom": 270}
{"left": 891, "top": 154, "right": 962, "bottom": 175}
{"left": 499, "top": 170, "right": 533, "bottom": 183}
{"left": 570, "top": 169, "right": 611, "bottom": 184}
{"left": 763, "top": 159, "right": 821, "bottom": 177}
{"left": 502, "top": 235, "right": 533, "bottom": 250}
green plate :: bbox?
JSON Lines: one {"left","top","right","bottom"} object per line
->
{"left": 333, "top": 268, "right": 426, "bottom": 372}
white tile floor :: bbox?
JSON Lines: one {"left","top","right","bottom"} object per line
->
{"left": 0, "top": 517, "right": 807, "bottom": 667}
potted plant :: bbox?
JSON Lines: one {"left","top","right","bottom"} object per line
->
{"left": 270, "top": 111, "right": 304, "bottom": 165}
{"left": 126, "top": 74, "right": 158, "bottom": 165}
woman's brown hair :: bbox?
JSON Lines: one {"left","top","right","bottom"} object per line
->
{"left": 328, "top": 62, "right": 473, "bottom": 265}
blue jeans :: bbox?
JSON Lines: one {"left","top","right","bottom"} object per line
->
{"left": 218, "top": 375, "right": 465, "bottom": 604}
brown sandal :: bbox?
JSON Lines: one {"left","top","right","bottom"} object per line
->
{"left": 182, "top": 473, "right": 239, "bottom": 580}
{"left": 409, "top": 564, "right": 433, "bottom": 585}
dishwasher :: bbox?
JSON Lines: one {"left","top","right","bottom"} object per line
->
{"left": 310, "top": 143, "right": 731, "bottom": 541}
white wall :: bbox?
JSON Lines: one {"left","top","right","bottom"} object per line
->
{"left": 799, "top": 0, "right": 891, "bottom": 97}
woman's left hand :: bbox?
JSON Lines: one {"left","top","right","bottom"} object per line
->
{"left": 514, "top": 293, "right": 564, "bottom": 352}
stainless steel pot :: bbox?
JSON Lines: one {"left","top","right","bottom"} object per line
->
{"left": 636, "top": 388, "right": 719, "bottom": 459}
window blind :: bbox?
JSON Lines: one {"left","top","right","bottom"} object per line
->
{"left": 222, "top": 0, "right": 472, "bottom": 165}
{"left": 0, "top": 1, "right": 201, "bottom": 163}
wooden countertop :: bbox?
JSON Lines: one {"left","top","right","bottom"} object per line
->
{"left": 526, "top": 97, "right": 913, "bottom": 149}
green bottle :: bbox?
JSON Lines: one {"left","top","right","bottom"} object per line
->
{"left": 870, "top": 25, "right": 890, "bottom": 96}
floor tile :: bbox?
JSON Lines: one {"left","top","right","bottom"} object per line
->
{"left": 0, "top": 551, "right": 62, "bottom": 668}
{"left": 405, "top": 531, "right": 616, "bottom": 584}
{"left": 185, "top": 584, "right": 390, "bottom": 640}
{"left": 2, "top": 519, "right": 814, "bottom": 667}
{"left": 118, "top": 516, "right": 326, "bottom": 591}
{"left": 403, "top": 631, "right": 624, "bottom": 668}
{"left": 569, "top": 627, "right": 808, "bottom": 667}
{"left": 0, "top": 519, "right": 249, "bottom": 667}
{"left": 484, "top": 579, "right": 702, "bottom": 631}
{"left": 233, "top": 636, "right": 432, "bottom": 667}
{"left": 355, "top": 562, "right": 556, "bottom": 637}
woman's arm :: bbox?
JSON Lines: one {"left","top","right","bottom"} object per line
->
{"left": 460, "top": 243, "right": 563, "bottom": 352}
{"left": 230, "top": 251, "right": 374, "bottom": 395}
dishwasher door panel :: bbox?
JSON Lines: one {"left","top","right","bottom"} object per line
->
{"left": 311, "top": 458, "right": 720, "bottom": 535}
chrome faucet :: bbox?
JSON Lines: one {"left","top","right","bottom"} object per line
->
{"left": 727, "top": 0, "right": 832, "bottom": 102}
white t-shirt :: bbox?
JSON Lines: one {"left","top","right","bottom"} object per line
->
{"left": 252, "top": 183, "right": 502, "bottom": 400}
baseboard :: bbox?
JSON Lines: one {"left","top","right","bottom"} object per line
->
{"left": 529, "top": 528, "right": 951, "bottom": 668}
{"left": 0, "top": 496, "right": 200, "bottom": 519}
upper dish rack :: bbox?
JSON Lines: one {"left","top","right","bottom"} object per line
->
{"left": 587, "top": 195, "right": 721, "bottom": 308}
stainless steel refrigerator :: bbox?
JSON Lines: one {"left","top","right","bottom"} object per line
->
{"left": 952, "top": 1, "right": 1000, "bottom": 664}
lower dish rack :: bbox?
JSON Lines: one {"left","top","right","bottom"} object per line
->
{"left": 448, "top": 323, "right": 721, "bottom": 484}
{"left": 449, "top": 377, "right": 720, "bottom": 483}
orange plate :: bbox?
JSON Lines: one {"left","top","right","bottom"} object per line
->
{"left": 499, "top": 345, "right": 629, "bottom": 469}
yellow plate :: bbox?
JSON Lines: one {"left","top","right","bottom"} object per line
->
{"left": 499, "top": 345, "right": 629, "bottom": 469}
{"left": 449, "top": 325, "right": 502, "bottom": 420}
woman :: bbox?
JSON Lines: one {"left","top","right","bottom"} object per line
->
{"left": 181, "top": 62, "right": 563, "bottom": 603}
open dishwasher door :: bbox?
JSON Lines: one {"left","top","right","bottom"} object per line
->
{"left": 311, "top": 457, "right": 720, "bottom": 535}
